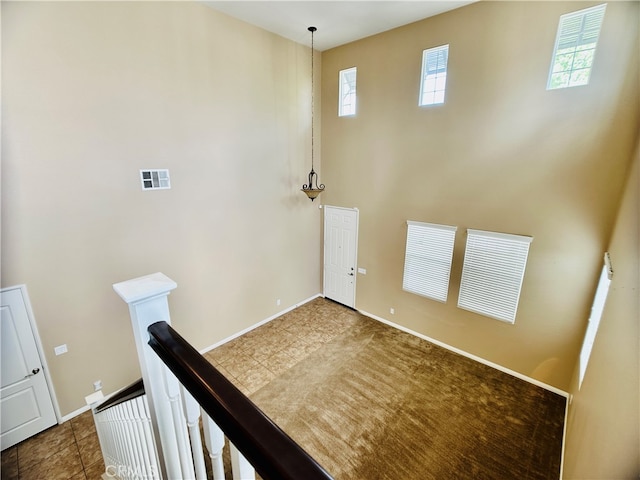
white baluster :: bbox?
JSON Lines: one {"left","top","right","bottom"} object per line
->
{"left": 230, "top": 442, "right": 255, "bottom": 480}
{"left": 138, "top": 396, "right": 162, "bottom": 479}
{"left": 125, "top": 401, "right": 146, "bottom": 479}
{"left": 163, "top": 367, "right": 196, "bottom": 479}
{"left": 93, "top": 411, "right": 110, "bottom": 475}
{"left": 92, "top": 387, "right": 163, "bottom": 480}
{"left": 102, "top": 411, "right": 116, "bottom": 475}
{"left": 113, "top": 404, "right": 128, "bottom": 479}
{"left": 99, "top": 410, "right": 113, "bottom": 471}
{"left": 202, "top": 413, "right": 226, "bottom": 480}
{"left": 181, "top": 387, "right": 207, "bottom": 479}
{"left": 120, "top": 403, "right": 136, "bottom": 478}
{"left": 120, "top": 404, "right": 136, "bottom": 480}
{"left": 108, "top": 408, "right": 122, "bottom": 476}
{"left": 132, "top": 396, "right": 160, "bottom": 479}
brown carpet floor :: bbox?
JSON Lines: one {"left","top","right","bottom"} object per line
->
{"left": 207, "top": 298, "right": 566, "bottom": 480}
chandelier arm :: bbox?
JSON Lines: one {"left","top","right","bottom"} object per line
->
{"left": 301, "top": 168, "right": 325, "bottom": 191}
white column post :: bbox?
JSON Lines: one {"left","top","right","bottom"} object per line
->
{"left": 113, "top": 272, "right": 181, "bottom": 480}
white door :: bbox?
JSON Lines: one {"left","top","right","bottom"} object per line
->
{"left": 1, "top": 286, "right": 57, "bottom": 450}
{"left": 323, "top": 206, "right": 359, "bottom": 308}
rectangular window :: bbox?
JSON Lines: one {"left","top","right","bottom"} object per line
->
{"left": 419, "top": 44, "right": 449, "bottom": 106}
{"left": 339, "top": 67, "right": 357, "bottom": 116}
{"left": 403, "top": 221, "right": 457, "bottom": 303}
{"left": 547, "top": 4, "right": 606, "bottom": 90}
{"left": 458, "top": 229, "right": 533, "bottom": 324}
{"left": 578, "top": 253, "right": 613, "bottom": 389}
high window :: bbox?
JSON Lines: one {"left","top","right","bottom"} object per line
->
{"left": 547, "top": 4, "right": 606, "bottom": 90}
{"left": 339, "top": 67, "right": 357, "bottom": 116}
{"left": 419, "top": 44, "right": 449, "bottom": 106}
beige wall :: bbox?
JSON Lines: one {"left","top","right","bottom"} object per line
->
{"left": 321, "top": 1, "right": 639, "bottom": 391}
{"left": 3, "top": 7, "right": 639, "bottom": 477}
{"left": 563, "top": 139, "right": 639, "bottom": 478}
{"left": 2, "top": 2, "right": 322, "bottom": 416}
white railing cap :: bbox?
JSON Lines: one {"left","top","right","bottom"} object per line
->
{"left": 113, "top": 272, "right": 177, "bottom": 304}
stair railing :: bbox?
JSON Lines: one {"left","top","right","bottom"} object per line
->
{"left": 99, "top": 272, "right": 333, "bottom": 480}
{"left": 91, "top": 380, "right": 160, "bottom": 480}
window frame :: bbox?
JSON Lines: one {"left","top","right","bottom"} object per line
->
{"left": 338, "top": 67, "right": 357, "bottom": 117}
{"left": 546, "top": 4, "right": 607, "bottom": 90}
{"left": 419, "top": 44, "right": 450, "bottom": 106}
{"left": 578, "top": 253, "right": 613, "bottom": 389}
{"left": 457, "top": 229, "right": 533, "bottom": 324}
{"left": 402, "top": 221, "right": 457, "bottom": 303}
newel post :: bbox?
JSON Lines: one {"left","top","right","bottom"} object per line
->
{"left": 113, "top": 272, "right": 183, "bottom": 480}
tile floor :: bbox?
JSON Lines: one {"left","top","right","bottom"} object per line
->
{"left": 0, "top": 297, "right": 354, "bottom": 480}
{"left": 1, "top": 409, "right": 104, "bottom": 480}
{"left": 202, "top": 297, "right": 360, "bottom": 397}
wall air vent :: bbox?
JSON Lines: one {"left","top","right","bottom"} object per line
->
{"left": 140, "top": 169, "right": 170, "bottom": 190}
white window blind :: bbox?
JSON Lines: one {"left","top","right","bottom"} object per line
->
{"left": 419, "top": 44, "right": 449, "bottom": 106}
{"left": 547, "top": 4, "right": 606, "bottom": 90}
{"left": 339, "top": 67, "right": 357, "bottom": 116}
{"left": 458, "top": 229, "right": 533, "bottom": 323}
{"left": 578, "top": 253, "right": 613, "bottom": 389}
{"left": 403, "top": 221, "right": 457, "bottom": 302}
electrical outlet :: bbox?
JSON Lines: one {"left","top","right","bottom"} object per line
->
{"left": 390, "top": 308, "right": 395, "bottom": 315}
{"left": 93, "top": 380, "right": 102, "bottom": 392}
{"left": 276, "top": 299, "right": 281, "bottom": 306}
{"left": 54, "top": 344, "right": 68, "bottom": 356}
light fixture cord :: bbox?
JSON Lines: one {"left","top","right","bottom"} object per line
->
{"left": 310, "top": 27, "right": 315, "bottom": 171}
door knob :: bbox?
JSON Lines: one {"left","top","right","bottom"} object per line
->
{"left": 25, "top": 368, "right": 40, "bottom": 378}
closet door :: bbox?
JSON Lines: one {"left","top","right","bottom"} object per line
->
{"left": 323, "top": 206, "right": 359, "bottom": 309}
{"left": 1, "top": 286, "right": 57, "bottom": 449}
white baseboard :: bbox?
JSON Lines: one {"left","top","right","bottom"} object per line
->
{"left": 199, "top": 293, "right": 322, "bottom": 355}
{"left": 72, "top": 294, "right": 323, "bottom": 422}
{"left": 359, "top": 309, "right": 569, "bottom": 398}
{"left": 60, "top": 403, "right": 91, "bottom": 423}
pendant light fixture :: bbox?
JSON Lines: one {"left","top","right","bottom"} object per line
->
{"left": 301, "top": 26, "right": 325, "bottom": 201}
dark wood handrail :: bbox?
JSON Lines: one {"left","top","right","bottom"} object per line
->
{"left": 94, "top": 378, "right": 145, "bottom": 414}
{"left": 147, "top": 321, "right": 334, "bottom": 480}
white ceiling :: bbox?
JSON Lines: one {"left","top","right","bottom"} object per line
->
{"left": 203, "top": 1, "right": 476, "bottom": 51}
